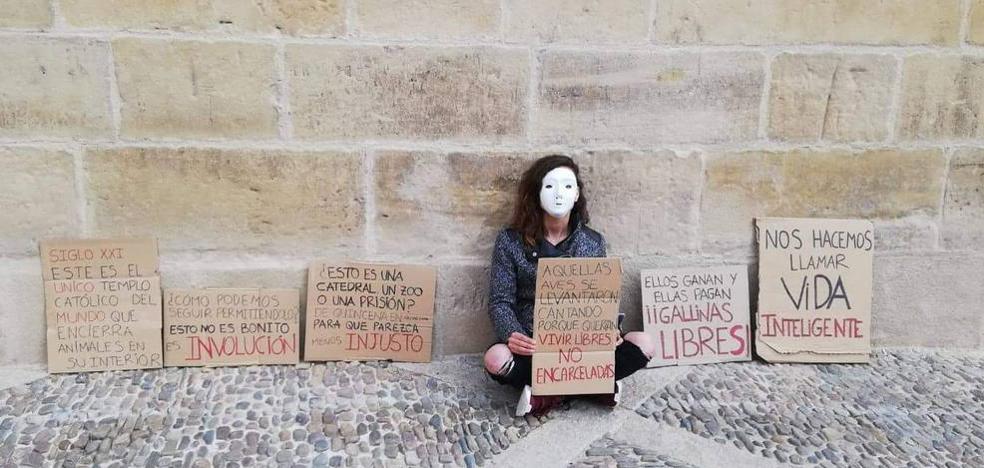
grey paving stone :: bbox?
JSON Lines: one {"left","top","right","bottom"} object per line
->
{"left": 639, "top": 350, "right": 984, "bottom": 467}
{"left": 0, "top": 361, "right": 543, "bottom": 466}
{"left": 570, "top": 436, "right": 699, "bottom": 468}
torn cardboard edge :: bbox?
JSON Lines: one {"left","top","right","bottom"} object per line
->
{"left": 756, "top": 339, "right": 870, "bottom": 364}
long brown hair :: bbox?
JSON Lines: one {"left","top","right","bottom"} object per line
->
{"left": 510, "top": 155, "right": 590, "bottom": 245}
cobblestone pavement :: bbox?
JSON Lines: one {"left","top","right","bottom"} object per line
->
{"left": 0, "top": 362, "right": 546, "bottom": 467}
{"left": 2, "top": 349, "right": 983, "bottom": 467}
{"left": 637, "top": 350, "right": 984, "bottom": 467}
{"left": 569, "top": 438, "right": 698, "bottom": 468}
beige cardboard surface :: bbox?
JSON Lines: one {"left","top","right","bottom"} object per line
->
{"left": 40, "top": 238, "right": 159, "bottom": 281}
{"left": 305, "top": 262, "right": 436, "bottom": 362}
{"left": 642, "top": 265, "right": 751, "bottom": 367}
{"left": 755, "top": 217, "right": 873, "bottom": 363}
{"left": 163, "top": 288, "right": 300, "bottom": 367}
{"left": 532, "top": 257, "right": 621, "bottom": 396}
{"left": 44, "top": 276, "right": 163, "bottom": 373}
{"left": 532, "top": 350, "right": 616, "bottom": 395}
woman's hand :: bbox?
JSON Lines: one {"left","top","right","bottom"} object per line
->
{"left": 507, "top": 332, "right": 537, "bottom": 356}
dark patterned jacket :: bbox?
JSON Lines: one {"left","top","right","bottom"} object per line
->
{"left": 488, "top": 217, "right": 611, "bottom": 343}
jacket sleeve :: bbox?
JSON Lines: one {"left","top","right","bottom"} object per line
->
{"left": 488, "top": 231, "right": 526, "bottom": 343}
{"left": 598, "top": 235, "right": 625, "bottom": 334}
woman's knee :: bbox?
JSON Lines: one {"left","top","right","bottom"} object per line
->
{"left": 624, "top": 332, "right": 656, "bottom": 358}
{"left": 483, "top": 344, "right": 513, "bottom": 374}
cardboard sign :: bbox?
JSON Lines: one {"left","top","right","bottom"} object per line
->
{"left": 44, "top": 276, "right": 163, "bottom": 373}
{"left": 305, "top": 262, "right": 436, "bottom": 362}
{"left": 532, "top": 258, "right": 621, "bottom": 396}
{"left": 40, "top": 238, "right": 159, "bottom": 281}
{"left": 642, "top": 265, "right": 751, "bottom": 367}
{"left": 163, "top": 288, "right": 300, "bottom": 367}
{"left": 755, "top": 217, "right": 873, "bottom": 363}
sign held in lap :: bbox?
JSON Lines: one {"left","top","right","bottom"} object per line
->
{"left": 532, "top": 258, "right": 621, "bottom": 396}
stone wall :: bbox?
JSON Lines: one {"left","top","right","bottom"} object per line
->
{"left": 1, "top": 0, "right": 983, "bottom": 366}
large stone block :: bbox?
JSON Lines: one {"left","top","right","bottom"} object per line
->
{"left": 533, "top": 51, "right": 763, "bottom": 145}
{"left": 85, "top": 147, "right": 365, "bottom": 254}
{"left": 897, "top": 55, "right": 984, "bottom": 140}
{"left": 373, "top": 151, "right": 532, "bottom": 258}
{"left": 768, "top": 54, "right": 896, "bottom": 142}
{"left": 653, "top": 0, "right": 961, "bottom": 46}
{"left": 160, "top": 253, "right": 309, "bottom": 338}
{"left": 0, "top": 37, "right": 112, "bottom": 139}
{"left": 435, "top": 263, "right": 495, "bottom": 355}
{"left": 971, "top": 0, "right": 984, "bottom": 45}
{"left": 353, "top": 0, "right": 498, "bottom": 40}
{"left": 61, "top": 0, "right": 344, "bottom": 35}
{"left": 160, "top": 254, "right": 308, "bottom": 290}
{"left": 287, "top": 45, "right": 528, "bottom": 140}
{"left": 575, "top": 150, "right": 701, "bottom": 256}
{"left": 0, "top": 0, "right": 51, "bottom": 28}
{"left": 872, "top": 253, "right": 984, "bottom": 348}
{"left": 701, "top": 149, "right": 946, "bottom": 253}
{"left": 0, "top": 147, "right": 80, "bottom": 256}
{"left": 943, "top": 149, "right": 984, "bottom": 250}
{"left": 0, "top": 259, "right": 45, "bottom": 366}
{"left": 213, "top": 0, "right": 344, "bottom": 35}
{"left": 872, "top": 217, "right": 939, "bottom": 252}
{"left": 504, "top": 0, "right": 649, "bottom": 43}
{"left": 113, "top": 38, "right": 278, "bottom": 139}
{"left": 62, "top": 0, "right": 205, "bottom": 30}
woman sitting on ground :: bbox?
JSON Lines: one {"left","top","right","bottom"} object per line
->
{"left": 483, "top": 154, "right": 656, "bottom": 417}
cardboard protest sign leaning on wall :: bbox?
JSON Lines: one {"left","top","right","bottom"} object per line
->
{"left": 39, "top": 238, "right": 163, "bottom": 373}
{"left": 532, "top": 258, "right": 621, "bottom": 396}
{"left": 163, "top": 288, "right": 300, "bottom": 367}
{"left": 755, "top": 217, "right": 874, "bottom": 363}
{"left": 305, "top": 261, "right": 436, "bottom": 363}
{"left": 642, "top": 265, "right": 750, "bottom": 367}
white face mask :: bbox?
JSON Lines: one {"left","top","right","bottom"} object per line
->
{"left": 539, "top": 167, "right": 579, "bottom": 219}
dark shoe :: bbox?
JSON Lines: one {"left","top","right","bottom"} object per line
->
{"left": 530, "top": 394, "right": 566, "bottom": 417}
{"left": 588, "top": 382, "right": 621, "bottom": 408}
{"left": 515, "top": 385, "right": 566, "bottom": 417}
